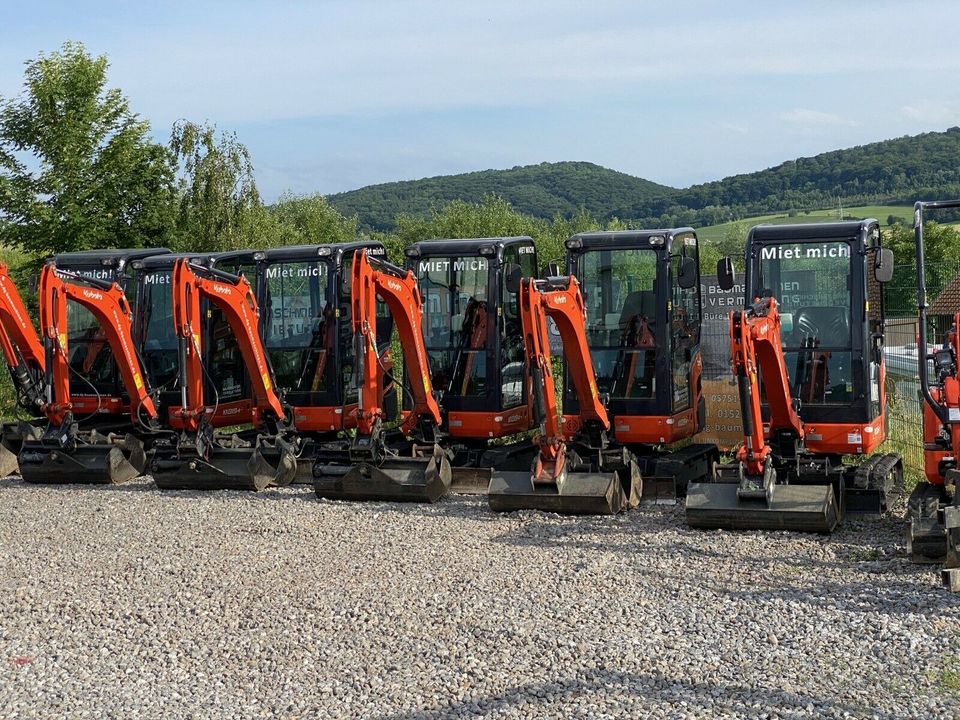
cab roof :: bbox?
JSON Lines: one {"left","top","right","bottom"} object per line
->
{"left": 748, "top": 219, "right": 879, "bottom": 242}
{"left": 567, "top": 228, "right": 696, "bottom": 250}
{"left": 261, "top": 241, "right": 383, "bottom": 263}
{"left": 52, "top": 248, "right": 172, "bottom": 268}
{"left": 135, "top": 250, "right": 257, "bottom": 272}
{"left": 406, "top": 236, "right": 534, "bottom": 259}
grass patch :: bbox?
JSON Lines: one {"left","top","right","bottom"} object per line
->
{"left": 930, "top": 656, "right": 960, "bottom": 694}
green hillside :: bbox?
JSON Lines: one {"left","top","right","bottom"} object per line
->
{"left": 327, "top": 161, "right": 676, "bottom": 231}
{"left": 327, "top": 128, "right": 960, "bottom": 231}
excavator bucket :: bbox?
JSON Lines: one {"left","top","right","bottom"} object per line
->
{"left": 450, "top": 466, "right": 493, "bottom": 494}
{"left": 488, "top": 461, "right": 641, "bottom": 515}
{"left": 152, "top": 435, "right": 297, "bottom": 491}
{"left": 0, "top": 421, "right": 40, "bottom": 478}
{"left": 685, "top": 464, "right": 840, "bottom": 533}
{"left": 314, "top": 444, "right": 452, "bottom": 503}
{"left": 19, "top": 431, "right": 147, "bottom": 485}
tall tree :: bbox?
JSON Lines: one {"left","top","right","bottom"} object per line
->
{"left": 0, "top": 42, "right": 175, "bottom": 255}
{"left": 170, "top": 120, "right": 263, "bottom": 252}
{"left": 271, "top": 192, "right": 358, "bottom": 245}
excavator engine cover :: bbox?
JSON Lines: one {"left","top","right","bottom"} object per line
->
{"left": 19, "top": 429, "right": 146, "bottom": 485}
{"left": 314, "top": 443, "right": 452, "bottom": 503}
{"left": 152, "top": 434, "right": 297, "bottom": 491}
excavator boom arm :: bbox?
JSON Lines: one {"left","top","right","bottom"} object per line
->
{"left": 352, "top": 250, "right": 441, "bottom": 436}
{"left": 0, "top": 263, "right": 45, "bottom": 410}
{"left": 731, "top": 295, "right": 804, "bottom": 475}
{"left": 38, "top": 263, "right": 158, "bottom": 425}
{"left": 520, "top": 276, "right": 609, "bottom": 442}
{"left": 172, "top": 259, "right": 284, "bottom": 429}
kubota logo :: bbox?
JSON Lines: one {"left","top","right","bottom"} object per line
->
{"left": 82, "top": 289, "right": 103, "bottom": 301}
{"left": 552, "top": 296, "right": 567, "bottom": 304}
{"left": 387, "top": 280, "right": 402, "bottom": 292}
{"left": 212, "top": 284, "right": 232, "bottom": 296}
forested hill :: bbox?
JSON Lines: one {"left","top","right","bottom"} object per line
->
{"left": 327, "top": 161, "right": 676, "bottom": 230}
{"left": 325, "top": 128, "right": 960, "bottom": 230}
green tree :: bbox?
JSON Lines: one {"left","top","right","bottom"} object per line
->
{"left": 0, "top": 41, "right": 175, "bottom": 255}
{"left": 388, "top": 195, "right": 548, "bottom": 263}
{"left": 170, "top": 119, "right": 262, "bottom": 252}
{"left": 883, "top": 220, "right": 960, "bottom": 266}
{"left": 270, "top": 193, "right": 358, "bottom": 246}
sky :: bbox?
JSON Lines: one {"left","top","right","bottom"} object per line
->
{"left": 2, "top": 0, "right": 960, "bottom": 202}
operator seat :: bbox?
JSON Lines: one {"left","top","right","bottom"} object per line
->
{"left": 794, "top": 306, "right": 849, "bottom": 348}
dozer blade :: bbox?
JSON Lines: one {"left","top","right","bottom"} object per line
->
{"left": 685, "top": 481, "right": 839, "bottom": 533}
{"left": 314, "top": 446, "right": 451, "bottom": 503}
{"left": 488, "top": 469, "right": 628, "bottom": 515}
{"left": 449, "top": 465, "right": 493, "bottom": 494}
{"left": 152, "top": 436, "right": 297, "bottom": 491}
{"left": 19, "top": 433, "right": 146, "bottom": 485}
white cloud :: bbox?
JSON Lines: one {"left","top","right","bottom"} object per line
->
{"left": 17, "top": 0, "right": 952, "bottom": 126}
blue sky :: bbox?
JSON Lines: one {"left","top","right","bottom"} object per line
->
{"left": 2, "top": 1, "right": 959, "bottom": 201}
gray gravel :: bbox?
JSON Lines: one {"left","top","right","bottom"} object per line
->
{"left": 1, "top": 479, "right": 959, "bottom": 719}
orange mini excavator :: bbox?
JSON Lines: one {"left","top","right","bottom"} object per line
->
{"left": 686, "top": 221, "right": 902, "bottom": 532}
{"left": 18, "top": 263, "right": 161, "bottom": 484}
{"left": 257, "top": 242, "right": 396, "bottom": 482}
{"left": 488, "top": 270, "right": 641, "bottom": 514}
{"left": 563, "top": 230, "right": 719, "bottom": 500}
{"left": 405, "top": 237, "right": 540, "bottom": 492}
{"left": 313, "top": 249, "right": 451, "bottom": 502}
{"left": 909, "top": 200, "right": 960, "bottom": 585}
{"left": 149, "top": 258, "right": 296, "bottom": 491}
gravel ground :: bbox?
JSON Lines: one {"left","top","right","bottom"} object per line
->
{"left": 1, "top": 479, "right": 959, "bottom": 719}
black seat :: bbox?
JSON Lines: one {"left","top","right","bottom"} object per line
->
{"left": 794, "top": 306, "right": 849, "bottom": 348}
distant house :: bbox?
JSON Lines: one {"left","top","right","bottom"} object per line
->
{"left": 929, "top": 271, "right": 960, "bottom": 316}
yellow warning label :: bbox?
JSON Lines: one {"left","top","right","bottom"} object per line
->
{"left": 262, "top": 373, "right": 271, "bottom": 391}
{"left": 133, "top": 373, "right": 143, "bottom": 390}
{"left": 58, "top": 333, "right": 67, "bottom": 349}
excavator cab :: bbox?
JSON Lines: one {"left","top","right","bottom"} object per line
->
{"left": 405, "top": 237, "right": 538, "bottom": 491}
{"left": 686, "top": 220, "right": 901, "bottom": 532}
{"left": 257, "top": 242, "right": 394, "bottom": 481}
{"left": 564, "top": 230, "right": 718, "bottom": 500}
{"left": 47, "top": 249, "right": 171, "bottom": 421}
